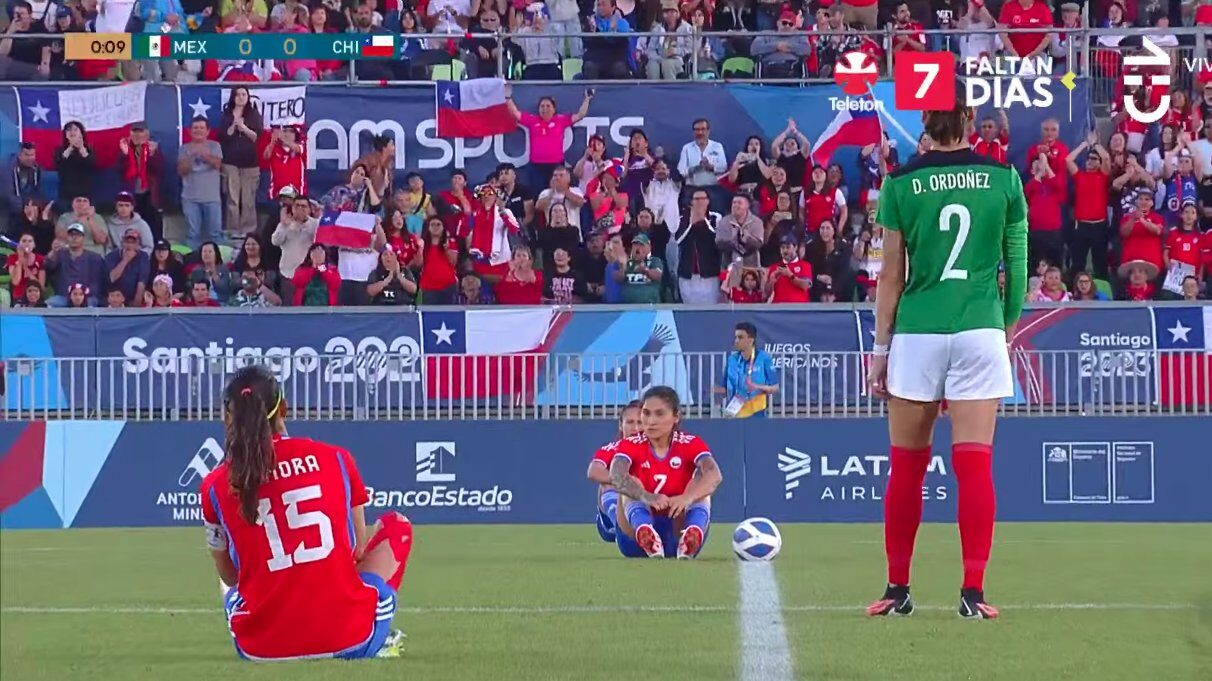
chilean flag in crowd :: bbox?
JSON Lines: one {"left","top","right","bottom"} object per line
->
{"left": 422, "top": 309, "right": 569, "bottom": 401}
{"left": 811, "top": 96, "right": 882, "bottom": 167}
{"left": 17, "top": 82, "right": 148, "bottom": 169}
{"left": 315, "top": 210, "right": 376, "bottom": 249}
{"left": 1154, "top": 306, "right": 1212, "bottom": 407}
{"left": 435, "top": 78, "right": 515, "bottom": 138}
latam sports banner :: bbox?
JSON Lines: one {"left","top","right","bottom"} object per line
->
{"left": 0, "top": 79, "right": 1089, "bottom": 212}
{"left": 1, "top": 416, "right": 1208, "bottom": 530}
{"left": 2, "top": 306, "right": 1210, "bottom": 411}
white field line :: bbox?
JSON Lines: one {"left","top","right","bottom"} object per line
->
{"left": 0, "top": 602, "right": 1196, "bottom": 616}
{"left": 738, "top": 561, "right": 794, "bottom": 681}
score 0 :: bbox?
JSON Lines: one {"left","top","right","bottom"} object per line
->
{"left": 65, "top": 33, "right": 132, "bottom": 61}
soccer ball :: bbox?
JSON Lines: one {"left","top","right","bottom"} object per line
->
{"left": 732, "top": 517, "right": 782, "bottom": 562}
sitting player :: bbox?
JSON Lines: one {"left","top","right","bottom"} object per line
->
{"left": 200, "top": 366, "right": 414, "bottom": 660}
{"left": 586, "top": 400, "right": 643, "bottom": 543}
{"left": 610, "top": 386, "right": 723, "bottom": 559}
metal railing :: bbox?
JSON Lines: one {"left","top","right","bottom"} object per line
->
{"left": 3, "top": 349, "right": 1209, "bottom": 421}
{"left": 4, "top": 24, "right": 1207, "bottom": 86}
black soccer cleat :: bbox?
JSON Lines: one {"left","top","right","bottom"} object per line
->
{"left": 958, "top": 588, "right": 1000, "bottom": 620}
{"left": 865, "top": 585, "right": 914, "bottom": 617}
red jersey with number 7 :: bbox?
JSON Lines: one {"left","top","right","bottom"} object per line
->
{"left": 612, "top": 432, "right": 712, "bottom": 504}
{"left": 200, "top": 435, "right": 377, "bottom": 660}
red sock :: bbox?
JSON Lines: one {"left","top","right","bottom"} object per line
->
{"left": 953, "top": 443, "right": 996, "bottom": 591}
{"left": 366, "top": 513, "right": 414, "bottom": 591}
{"left": 884, "top": 446, "right": 931, "bottom": 586}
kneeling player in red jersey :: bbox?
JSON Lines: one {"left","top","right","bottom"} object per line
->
{"left": 200, "top": 366, "right": 414, "bottom": 660}
{"left": 610, "top": 387, "right": 723, "bottom": 559}
{"left": 586, "top": 401, "right": 643, "bottom": 543}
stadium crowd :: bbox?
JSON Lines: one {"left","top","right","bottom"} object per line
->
{"left": 2, "top": 0, "right": 1211, "bottom": 308}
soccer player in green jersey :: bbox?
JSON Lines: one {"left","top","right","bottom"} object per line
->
{"left": 864, "top": 94, "right": 1028, "bottom": 620}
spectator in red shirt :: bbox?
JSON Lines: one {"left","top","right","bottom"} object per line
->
{"left": 307, "top": 5, "right": 344, "bottom": 79}
{"left": 1066, "top": 133, "right": 1112, "bottom": 279}
{"left": 1121, "top": 263, "right": 1156, "bottom": 301}
{"left": 998, "top": 0, "right": 1053, "bottom": 59}
{"left": 494, "top": 245, "right": 544, "bottom": 305}
{"left": 146, "top": 273, "right": 180, "bottom": 308}
{"left": 721, "top": 265, "right": 766, "bottom": 304}
{"left": 6, "top": 232, "right": 45, "bottom": 298}
{"left": 184, "top": 278, "right": 222, "bottom": 307}
{"left": 766, "top": 236, "right": 812, "bottom": 303}
{"left": 1034, "top": 118, "right": 1070, "bottom": 177}
{"left": 438, "top": 169, "right": 474, "bottom": 240}
{"left": 803, "top": 165, "right": 846, "bottom": 237}
{"left": 890, "top": 2, "right": 926, "bottom": 56}
{"left": 291, "top": 243, "right": 341, "bottom": 306}
{"left": 1118, "top": 189, "right": 1164, "bottom": 284}
{"left": 1025, "top": 152, "right": 1066, "bottom": 268}
{"left": 1162, "top": 202, "right": 1204, "bottom": 298}
{"left": 418, "top": 216, "right": 461, "bottom": 305}
{"left": 265, "top": 126, "right": 307, "bottom": 200}
{"left": 1161, "top": 89, "right": 1200, "bottom": 139}
{"left": 968, "top": 109, "right": 1009, "bottom": 164}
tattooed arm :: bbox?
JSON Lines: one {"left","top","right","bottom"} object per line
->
{"left": 684, "top": 456, "right": 723, "bottom": 502}
{"left": 668, "top": 456, "right": 723, "bottom": 517}
{"left": 610, "top": 456, "right": 663, "bottom": 508}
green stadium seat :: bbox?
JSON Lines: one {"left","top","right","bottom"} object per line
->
{"left": 431, "top": 59, "right": 467, "bottom": 81}
{"left": 1093, "top": 278, "right": 1113, "bottom": 299}
{"left": 561, "top": 58, "right": 582, "bottom": 81}
{"left": 171, "top": 243, "right": 192, "bottom": 257}
{"left": 721, "top": 57, "right": 755, "bottom": 78}
{"left": 218, "top": 244, "right": 234, "bottom": 263}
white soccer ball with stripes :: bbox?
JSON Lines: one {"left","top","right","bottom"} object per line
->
{"left": 732, "top": 517, "right": 782, "bottom": 562}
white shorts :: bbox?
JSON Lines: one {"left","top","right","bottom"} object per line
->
{"left": 887, "top": 328, "right": 1013, "bottom": 402}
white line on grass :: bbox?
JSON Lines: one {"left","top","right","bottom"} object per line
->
{"left": 737, "top": 562, "right": 794, "bottom": 681}
{"left": 0, "top": 603, "right": 1197, "bottom": 616}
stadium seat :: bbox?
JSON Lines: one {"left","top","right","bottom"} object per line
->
{"left": 0, "top": 274, "right": 9, "bottom": 290}
{"left": 1094, "top": 278, "right": 1113, "bottom": 299}
{"left": 218, "top": 244, "right": 234, "bottom": 263}
{"left": 561, "top": 58, "right": 583, "bottom": 81}
{"left": 171, "top": 244, "right": 192, "bottom": 257}
{"left": 721, "top": 57, "right": 755, "bottom": 78}
{"left": 431, "top": 59, "right": 467, "bottom": 81}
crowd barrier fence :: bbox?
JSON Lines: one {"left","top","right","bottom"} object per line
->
{"left": 0, "top": 416, "right": 1207, "bottom": 529}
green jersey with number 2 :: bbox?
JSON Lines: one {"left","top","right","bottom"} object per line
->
{"left": 875, "top": 149, "right": 1028, "bottom": 335}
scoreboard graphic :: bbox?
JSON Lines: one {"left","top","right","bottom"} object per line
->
{"left": 65, "top": 33, "right": 399, "bottom": 62}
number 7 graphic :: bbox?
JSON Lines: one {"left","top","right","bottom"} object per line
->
{"left": 894, "top": 52, "right": 957, "bottom": 111}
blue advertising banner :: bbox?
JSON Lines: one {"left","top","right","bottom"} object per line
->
{"left": 676, "top": 309, "right": 862, "bottom": 406}
{"left": 4, "top": 306, "right": 1208, "bottom": 411}
{"left": 0, "top": 80, "right": 1090, "bottom": 214}
{"left": 2, "top": 415, "right": 1207, "bottom": 530}
{"left": 1009, "top": 307, "right": 1157, "bottom": 407}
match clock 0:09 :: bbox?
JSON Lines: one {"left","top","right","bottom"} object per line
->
{"left": 65, "top": 33, "right": 133, "bottom": 61}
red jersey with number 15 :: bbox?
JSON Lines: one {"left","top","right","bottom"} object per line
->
{"left": 612, "top": 432, "right": 712, "bottom": 502}
{"left": 200, "top": 435, "right": 377, "bottom": 660}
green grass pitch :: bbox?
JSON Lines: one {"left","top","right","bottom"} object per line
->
{"left": 2, "top": 523, "right": 1210, "bottom": 680}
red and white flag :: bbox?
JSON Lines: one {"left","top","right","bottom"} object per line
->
{"left": 435, "top": 78, "right": 515, "bottom": 138}
{"left": 18, "top": 82, "right": 148, "bottom": 168}
{"left": 315, "top": 210, "right": 376, "bottom": 249}
{"left": 422, "top": 309, "right": 570, "bottom": 402}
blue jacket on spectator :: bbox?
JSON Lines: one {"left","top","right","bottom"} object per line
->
{"left": 590, "top": 11, "right": 638, "bottom": 72}
{"left": 7, "top": 153, "right": 43, "bottom": 213}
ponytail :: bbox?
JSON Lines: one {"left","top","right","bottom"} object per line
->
{"left": 223, "top": 366, "right": 281, "bottom": 524}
